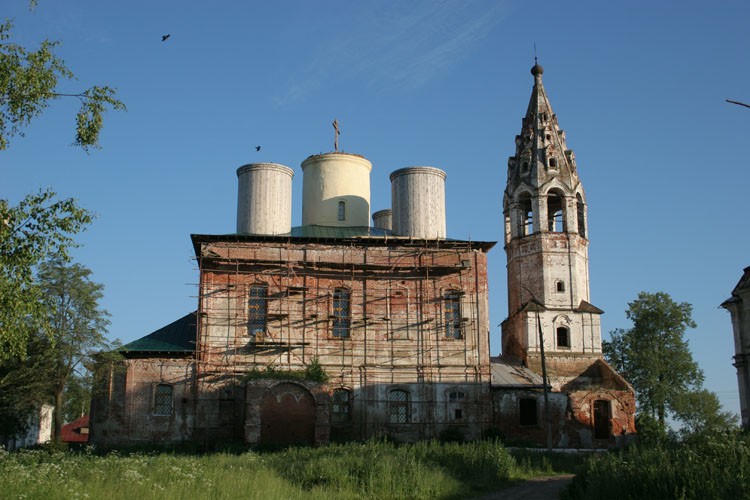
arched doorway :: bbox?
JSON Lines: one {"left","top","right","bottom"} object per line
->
{"left": 260, "top": 383, "right": 316, "bottom": 446}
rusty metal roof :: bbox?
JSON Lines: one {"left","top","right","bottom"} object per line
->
{"left": 490, "top": 357, "right": 546, "bottom": 388}
{"left": 120, "top": 312, "right": 196, "bottom": 354}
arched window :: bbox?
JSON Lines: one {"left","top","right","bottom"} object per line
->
{"left": 503, "top": 200, "right": 512, "bottom": 245}
{"left": 154, "top": 384, "right": 173, "bottom": 416}
{"left": 332, "top": 388, "right": 351, "bottom": 424}
{"left": 576, "top": 193, "right": 586, "bottom": 238}
{"left": 389, "top": 389, "right": 409, "bottom": 423}
{"left": 593, "top": 400, "right": 611, "bottom": 439}
{"left": 556, "top": 327, "right": 570, "bottom": 348}
{"left": 338, "top": 201, "right": 346, "bottom": 221}
{"left": 248, "top": 285, "right": 268, "bottom": 340}
{"left": 332, "top": 288, "right": 351, "bottom": 338}
{"left": 448, "top": 391, "right": 465, "bottom": 402}
{"left": 547, "top": 191, "right": 564, "bottom": 232}
{"left": 548, "top": 157, "right": 557, "bottom": 169}
{"left": 517, "top": 193, "right": 533, "bottom": 236}
{"left": 556, "top": 281, "right": 565, "bottom": 293}
{"left": 443, "top": 291, "right": 462, "bottom": 339}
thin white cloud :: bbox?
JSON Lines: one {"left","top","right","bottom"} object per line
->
{"left": 274, "top": 0, "right": 513, "bottom": 106}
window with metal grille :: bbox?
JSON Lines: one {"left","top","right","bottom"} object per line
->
{"left": 154, "top": 384, "right": 173, "bottom": 416}
{"left": 519, "top": 397, "right": 538, "bottom": 426}
{"left": 444, "top": 291, "right": 462, "bottom": 339}
{"left": 389, "top": 389, "right": 409, "bottom": 424}
{"left": 332, "top": 389, "right": 351, "bottom": 424}
{"left": 248, "top": 285, "right": 268, "bottom": 339}
{"left": 338, "top": 201, "right": 346, "bottom": 221}
{"left": 332, "top": 288, "right": 351, "bottom": 338}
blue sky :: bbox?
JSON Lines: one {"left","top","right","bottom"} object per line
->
{"left": 4, "top": 0, "right": 749, "bottom": 417}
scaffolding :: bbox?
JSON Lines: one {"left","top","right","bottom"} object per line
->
{"left": 192, "top": 239, "right": 492, "bottom": 388}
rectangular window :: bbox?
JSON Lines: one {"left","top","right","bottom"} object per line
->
{"left": 556, "top": 327, "right": 570, "bottom": 348}
{"left": 389, "top": 389, "right": 409, "bottom": 424}
{"left": 444, "top": 291, "right": 462, "bottom": 339}
{"left": 248, "top": 285, "right": 268, "bottom": 340}
{"left": 519, "top": 397, "right": 538, "bottom": 426}
{"left": 154, "top": 384, "right": 173, "bottom": 416}
{"left": 332, "top": 288, "right": 351, "bottom": 338}
{"left": 338, "top": 201, "right": 346, "bottom": 221}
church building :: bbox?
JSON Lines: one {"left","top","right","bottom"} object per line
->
{"left": 90, "top": 65, "right": 636, "bottom": 448}
{"left": 722, "top": 267, "right": 750, "bottom": 429}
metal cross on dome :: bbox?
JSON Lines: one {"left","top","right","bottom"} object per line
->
{"left": 332, "top": 119, "right": 340, "bottom": 152}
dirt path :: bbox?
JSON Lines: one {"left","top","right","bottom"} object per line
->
{"left": 471, "top": 474, "right": 575, "bottom": 500}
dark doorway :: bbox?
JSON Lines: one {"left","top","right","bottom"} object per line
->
{"left": 593, "top": 399, "right": 611, "bottom": 439}
{"left": 260, "top": 383, "right": 316, "bottom": 446}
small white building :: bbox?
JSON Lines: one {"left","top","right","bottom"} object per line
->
{"left": 2, "top": 404, "right": 53, "bottom": 450}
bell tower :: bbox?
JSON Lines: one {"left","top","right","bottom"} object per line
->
{"left": 501, "top": 63, "right": 604, "bottom": 373}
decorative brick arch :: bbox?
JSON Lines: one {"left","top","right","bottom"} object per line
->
{"left": 259, "top": 382, "right": 316, "bottom": 446}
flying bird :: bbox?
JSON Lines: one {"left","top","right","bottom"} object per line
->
{"left": 161, "top": 34, "right": 171, "bottom": 42}
{"left": 255, "top": 145, "right": 261, "bottom": 152}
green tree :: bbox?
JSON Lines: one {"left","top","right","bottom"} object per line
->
{"left": 37, "top": 259, "right": 111, "bottom": 439}
{"left": 603, "top": 291, "right": 703, "bottom": 430}
{"left": 61, "top": 371, "right": 92, "bottom": 423}
{"left": 672, "top": 389, "right": 738, "bottom": 435}
{"left": 0, "top": 189, "right": 92, "bottom": 360}
{"left": 0, "top": 331, "right": 55, "bottom": 439}
{"left": 0, "top": 18, "right": 125, "bottom": 151}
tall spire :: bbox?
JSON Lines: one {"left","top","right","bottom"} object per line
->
{"left": 506, "top": 63, "right": 579, "bottom": 195}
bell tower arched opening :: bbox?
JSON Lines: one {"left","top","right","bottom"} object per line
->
{"left": 546, "top": 190, "right": 565, "bottom": 232}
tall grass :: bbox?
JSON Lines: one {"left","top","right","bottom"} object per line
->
{"left": 0, "top": 439, "right": 581, "bottom": 499}
{"left": 562, "top": 432, "right": 750, "bottom": 500}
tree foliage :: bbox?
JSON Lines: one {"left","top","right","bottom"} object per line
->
{"left": 37, "top": 259, "right": 111, "bottom": 438}
{"left": 672, "top": 389, "right": 738, "bottom": 436}
{"left": 0, "top": 189, "right": 92, "bottom": 360}
{"left": 0, "top": 18, "right": 125, "bottom": 151}
{"left": 0, "top": 331, "right": 55, "bottom": 438}
{"left": 603, "top": 291, "right": 706, "bottom": 430}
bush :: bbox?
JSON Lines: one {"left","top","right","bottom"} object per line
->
{"left": 562, "top": 431, "right": 750, "bottom": 500}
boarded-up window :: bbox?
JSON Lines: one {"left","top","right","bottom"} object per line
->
{"left": 519, "top": 397, "right": 538, "bottom": 426}
{"left": 444, "top": 291, "right": 462, "bottom": 339}
{"left": 248, "top": 285, "right": 268, "bottom": 339}
{"left": 154, "top": 384, "right": 173, "bottom": 416}
{"left": 332, "top": 389, "right": 351, "bottom": 424}
{"left": 389, "top": 389, "right": 409, "bottom": 424}
{"left": 332, "top": 288, "right": 351, "bottom": 338}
